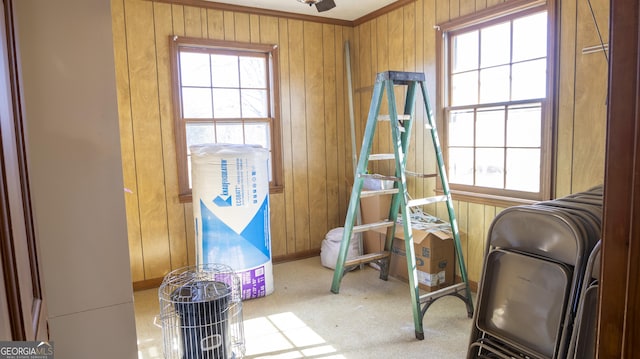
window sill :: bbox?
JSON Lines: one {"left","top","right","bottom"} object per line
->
{"left": 435, "top": 188, "right": 538, "bottom": 208}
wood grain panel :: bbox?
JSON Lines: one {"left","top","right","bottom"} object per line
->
{"left": 154, "top": 2, "right": 189, "bottom": 270}
{"left": 233, "top": 12, "right": 250, "bottom": 42}
{"left": 249, "top": 14, "right": 260, "bottom": 43}
{"left": 414, "top": 0, "right": 426, "bottom": 204}
{"left": 206, "top": 9, "right": 224, "bottom": 40}
{"left": 423, "top": 0, "right": 438, "bottom": 215}
{"left": 258, "top": 16, "right": 286, "bottom": 256}
{"left": 436, "top": 0, "right": 451, "bottom": 24}
{"left": 200, "top": 8, "right": 207, "bottom": 36}
{"left": 476, "top": 0, "right": 487, "bottom": 11}
{"left": 555, "top": 0, "right": 577, "bottom": 197}
{"left": 387, "top": 9, "right": 404, "bottom": 179}
{"left": 482, "top": 205, "right": 495, "bottom": 251}
{"left": 356, "top": 22, "right": 374, "bottom": 174}
{"left": 288, "top": 19, "right": 311, "bottom": 252}
{"left": 404, "top": 4, "right": 417, "bottom": 197}
{"left": 486, "top": 0, "right": 503, "bottom": 8}
{"left": 457, "top": 200, "right": 469, "bottom": 275}
{"left": 124, "top": 0, "right": 171, "bottom": 279}
{"left": 278, "top": 18, "right": 296, "bottom": 254}
{"left": 259, "top": 16, "right": 279, "bottom": 44}
{"left": 269, "top": 193, "right": 286, "bottom": 257}
{"left": 172, "top": 4, "right": 185, "bottom": 36}
{"left": 223, "top": 11, "right": 235, "bottom": 40}
{"left": 112, "top": 0, "right": 144, "bottom": 282}
{"left": 336, "top": 27, "right": 349, "bottom": 224}
{"left": 571, "top": 0, "right": 608, "bottom": 192}
{"left": 460, "top": 0, "right": 476, "bottom": 16}
{"left": 184, "top": 202, "right": 196, "bottom": 266}
{"left": 184, "top": 6, "right": 203, "bottom": 37}
{"left": 323, "top": 24, "right": 340, "bottom": 231}
{"left": 467, "top": 203, "right": 485, "bottom": 282}
{"left": 450, "top": 0, "right": 460, "bottom": 18}
{"left": 304, "top": 21, "right": 329, "bottom": 249}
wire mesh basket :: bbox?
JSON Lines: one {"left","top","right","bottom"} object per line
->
{"left": 158, "top": 263, "right": 245, "bottom": 359}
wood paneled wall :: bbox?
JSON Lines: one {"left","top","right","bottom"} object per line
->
{"left": 112, "top": 0, "right": 354, "bottom": 283}
{"left": 113, "top": 0, "right": 609, "bottom": 286}
{"left": 352, "top": 0, "right": 609, "bottom": 283}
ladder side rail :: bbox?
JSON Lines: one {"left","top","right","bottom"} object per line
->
{"left": 386, "top": 79, "right": 425, "bottom": 340}
{"left": 330, "top": 80, "right": 386, "bottom": 294}
{"left": 419, "top": 81, "right": 474, "bottom": 317}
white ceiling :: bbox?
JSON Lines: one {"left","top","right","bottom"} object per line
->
{"left": 205, "top": 0, "right": 399, "bottom": 21}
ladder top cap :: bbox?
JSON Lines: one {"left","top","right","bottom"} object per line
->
{"left": 377, "top": 71, "right": 426, "bottom": 83}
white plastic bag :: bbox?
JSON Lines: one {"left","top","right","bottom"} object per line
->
{"left": 320, "top": 227, "right": 361, "bottom": 270}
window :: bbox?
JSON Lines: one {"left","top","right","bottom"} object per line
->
{"left": 170, "top": 37, "right": 282, "bottom": 201}
{"left": 439, "top": 2, "right": 554, "bottom": 204}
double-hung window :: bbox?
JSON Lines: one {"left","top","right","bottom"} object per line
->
{"left": 439, "top": 2, "right": 555, "bottom": 204}
{"left": 170, "top": 37, "right": 282, "bottom": 201}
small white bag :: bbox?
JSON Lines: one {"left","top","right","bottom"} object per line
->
{"left": 320, "top": 227, "right": 361, "bottom": 270}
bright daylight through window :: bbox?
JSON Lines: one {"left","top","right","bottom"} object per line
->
{"left": 170, "top": 38, "right": 282, "bottom": 200}
{"left": 442, "top": 5, "right": 552, "bottom": 203}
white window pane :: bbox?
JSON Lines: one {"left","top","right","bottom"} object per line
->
{"left": 476, "top": 108, "right": 505, "bottom": 147}
{"left": 507, "top": 105, "right": 541, "bottom": 147}
{"left": 476, "top": 148, "right": 504, "bottom": 188}
{"left": 186, "top": 123, "right": 215, "bottom": 154}
{"left": 245, "top": 122, "right": 270, "bottom": 149}
{"left": 180, "top": 52, "right": 211, "bottom": 87}
{"left": 452, "top": 31, "right": 479, "bottom": 73}
{"left": 213, "top": 89, "right": 241, "bottom": 118}
{"left": 451, "top": 71, "right": 478, "bottom": 106}
{"left": 240, "top": 56, "right": 267, "bottom": 88}
{"left": 480, "top": 22, "right": 511, "bottom": 68}
{"left": 216, "top": 123, "right": 243, "bottom": 144}
{"left": 479, "top": 65, "right": 510, "bottom": 103}
{"left": 241, "top": 89, "right": 268, "bottom": 117}
{"left": 506, "top": 148, "right": 540, "bottom": 192}
{"left": 449, "top": 148, "right": 474, "bottom": 185}
{"left": 513, "top": 12, "right": 547, "bottom": 62}
{"left": 182, "top": 87, "right": 212, "bottom": 118}
{"left": 448, "top": 110, "right": 474, "bottom": 146}
{"left": 512, "top": 59, "right": 546, "bottom": 100}
{"left": 211, "top": 54, "right": 239, "bottom": 88}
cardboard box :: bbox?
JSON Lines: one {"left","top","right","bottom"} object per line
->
{"left": 377, "top": 224, "right": 455, "bottom": 292}
{"left": 360, "top": 195, "right": 391, "bottom": 253}
{"left": 358, "top": 179, "right": 393, "bottom": 254}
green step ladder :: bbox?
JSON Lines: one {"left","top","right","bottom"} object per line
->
{"left": 330, "top": 71, "right": 474, "bottom": 340}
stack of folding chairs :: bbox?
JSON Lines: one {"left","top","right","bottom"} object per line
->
{"left": 467, "top": 185, "right": 603, "bottom": 359}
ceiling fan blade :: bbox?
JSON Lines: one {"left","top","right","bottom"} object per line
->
{"left": 315, "top": 0, "right": 336, "bottom": 12}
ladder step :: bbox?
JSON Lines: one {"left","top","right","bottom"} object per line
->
{"left": 419, "top": 282, "right": 467, "bottom": 303}
{"left": 407, "top": 195, "right": 448, "bottom": 207}
{"left": 353, "top": 220, "right": 394, "bottom": 233}
{"left": 369, "top": 153, "right": 395, "bottom": 161}
{"left": 377, "top": 114, "right": 412, "bottom": 122}
{"left": 361, "top": 188, "right": 399, "bottom": 198}
{"left": 345, "top": 251, "right": 391, "bottom": 267}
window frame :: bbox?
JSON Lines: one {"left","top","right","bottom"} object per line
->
{"left": 170, "top": 36, "right": 283, "bottom": 202}
{"left": 436, "top": 0, "right": 556, "bottom": 207}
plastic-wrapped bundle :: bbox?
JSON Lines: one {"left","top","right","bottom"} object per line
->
{"left": 191, "top": 144, "right": 273, "bottom": 300}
